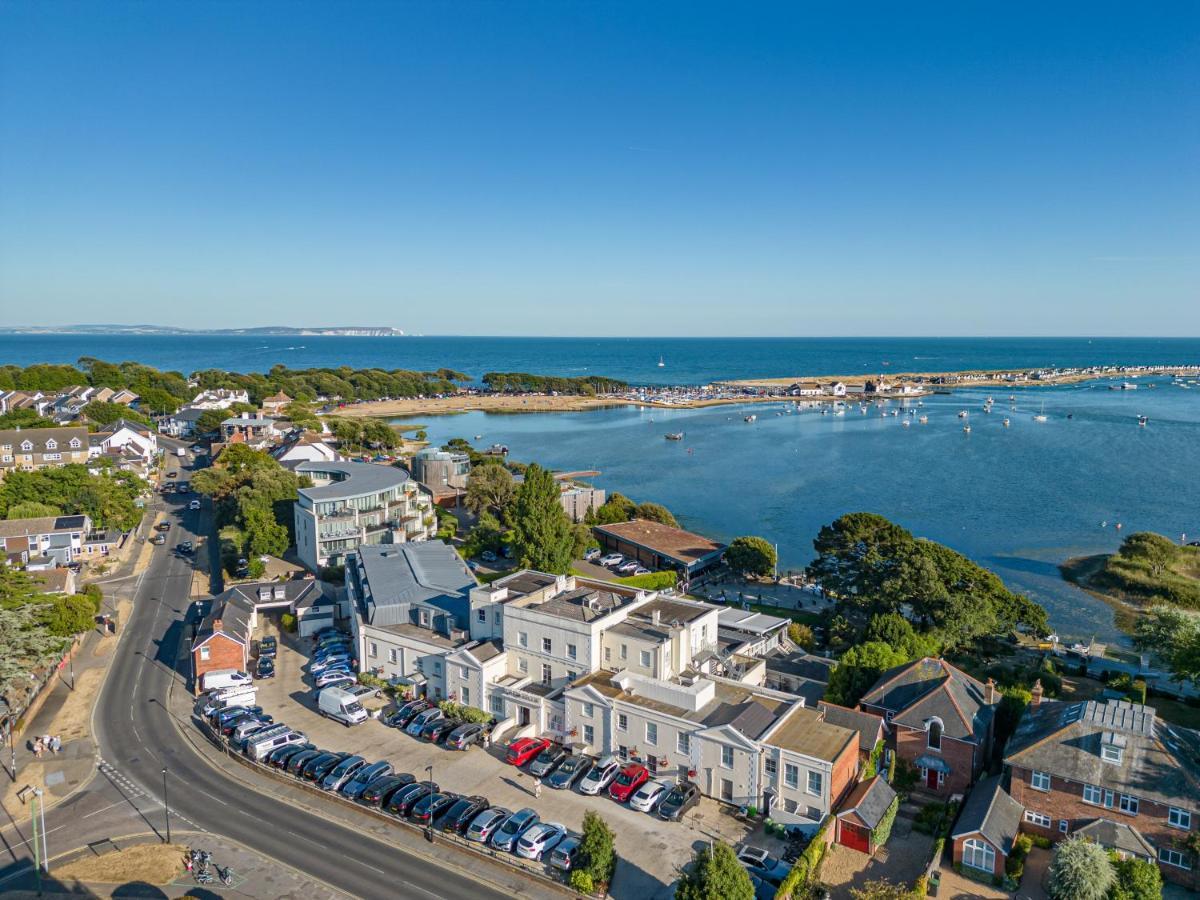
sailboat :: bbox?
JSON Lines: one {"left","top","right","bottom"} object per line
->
{"left": 657, "top": 356, "right": 665, "bottom": 368}
{"left": 1033, "top": 402, "right": 1048, "bottom": 423}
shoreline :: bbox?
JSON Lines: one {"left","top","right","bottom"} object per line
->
{"left": 327, "top": 364, "right": 1198, "bottom": 419}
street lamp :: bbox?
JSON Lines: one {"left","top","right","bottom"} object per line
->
{"left": 0, "top": 705, "right": 14, "bottom": 782}
{"left": 425, "top": 764, "right": 434, "bottom": 842}
{"left": 162, "top": 767, "right": 171, "bottom": 844}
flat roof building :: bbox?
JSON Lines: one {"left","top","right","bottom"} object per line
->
{"left": 592, "top": 518, "right": 726, "bottom": 578}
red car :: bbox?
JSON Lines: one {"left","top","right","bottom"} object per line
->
{"left": 506, "top": 737, "right": 551, "bottom": 767}
{"left": 608, "top": 764, "right": 650, "bottom": 802}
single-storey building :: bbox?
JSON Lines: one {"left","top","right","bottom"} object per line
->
{"left": 836, "top": 775, "right": 898, "bottom": 855}
{"left": 592, "top": 519, "right": 727, "bottom": 579}
{"left": 951, "top": 774, "right": 1024, "bottom": 879}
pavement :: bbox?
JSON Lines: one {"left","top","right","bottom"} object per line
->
{"left": 0, "top": 449, "right": 547, "bottom": 900}
{"left": 237, "top": 622, "right": 756, "bottom": 898}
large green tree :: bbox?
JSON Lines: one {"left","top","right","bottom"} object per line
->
{"left": 510, "top": 464, "right": 575, "bottom": 573}
{"left": 464, "top": 465, "right": 515, "bottom": 518}
{"left": 594, "top": 492, "right": 637, "bottom": 525}
{"left": 725, "top": 535, "right": 777, "bottom": 577}
{"left": 1109, "top": 856, "right": 1162, "bottom": 900}
{"left": 1134, "top": 605, "right": 1200, "bottom": 683}
{"left": 1047, "top": 837, "right": 1114, "bottom": 900}
{"left": 634, "top": 502, "right": 678, "bottom": 527}
{"left": 576, "top": 811, "right": 615, "bottom": 889}
{"left": 825, "top": 641, "right": 909, "bottom": 707}
{"left": 0, "top": 465, "right": 143, "bottom": 530}
{"left": 675, "top": 842, "right": 753, "bottom": 900}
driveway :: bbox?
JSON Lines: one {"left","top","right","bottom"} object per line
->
{"left": 818, "top": 822, "right": 934, "bottom": 899}
{"left": 243, "top": 620, "right": 751, "bottom": 899}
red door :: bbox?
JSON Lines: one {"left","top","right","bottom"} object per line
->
{"left": 839, "top": 820, "right": 871, "bottom": 853}
{"left": 926, "top": 768, "right": 940, "bottom": 789}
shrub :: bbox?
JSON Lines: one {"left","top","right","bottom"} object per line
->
{"left": 436, "top": 700, "right": 491, "bottom": 724}
{"left": 568, "top": 870, "right": 595, "bottom": 895}
{"left": 318, "top": 564, "right": 345, "bottom": 583}
{"left": 913, "top": 802, "right": 951, "bottom": 835}
{"left": 280, "top": 612, "right": 297, "bottom": 633}
{"left": 616, "top": 570, "right": 677, "bottom": 591}
{"left": 82, "top": 583, "right": 103, "bottom": 613}
{"left": 871, "top": 795, "right": 900, "bottom": 848}
{"left": 577, "top": 811, "right": 616, "bottom": 889}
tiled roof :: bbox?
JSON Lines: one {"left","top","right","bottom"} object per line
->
{"left": 1074, "top": 818, "right": 1156, "bottom": 859}
{"left": 837, "top": 776, "right": 897, "bottom": 830}
{"left": 952, "top": 775, "right": 1023, "bottom": 855}
{"left": 861, "top": 657, "right": 994, "bottom": 743}
{"left": 819, "top": 702, "right": 886, "bottom": 752}
{"left": 0, "top": 516, "right": 88, "bottom": 539}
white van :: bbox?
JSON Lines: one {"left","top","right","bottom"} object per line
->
{"left": 201, "top": 669, "right": 252, "bottom": 692}
{"left": 317, "top": 686, "right": 368, "bottom": 726}
{"left": 246, "top": 727, "right": 306, "bottom": 761}
{"left": 200, "top": 685, "right": 258, "bottom": 716}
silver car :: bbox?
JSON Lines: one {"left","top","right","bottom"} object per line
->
{"left": 578, "top": 754, "right": 621, "bottom": 795}
{"left": 490, "top": 807, "right": 539, "bottom": 852}
{"left": 466, "top": 806, "right": 511, "bottom": 843}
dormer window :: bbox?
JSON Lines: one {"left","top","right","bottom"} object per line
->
{"left": 45, "top": 439, "right": 57, "bottom": 449}
{"left": 21, "top": 440, "right": 33, "bottom": 451}
{"left": 1101, "top": 730, "right": 1126, "bottom": 765}
{"left": 926, "top": 717, "right": 943, "bottom": 751}
{"left": 69, "top": 438, "right": 81, "bottom": 448}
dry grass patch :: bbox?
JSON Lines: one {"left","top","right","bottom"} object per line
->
{"left": 52, "top": 842, "right": 188, "bottom": 886}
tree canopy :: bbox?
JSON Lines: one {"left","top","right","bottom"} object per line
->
{"left": 824, "top": 641, "right": 910, "bottom": 707}
{"left": 0, "top": 465, "right": 143, "bottom": 530}
{"left": 725, "top": 535, "right": 777, "bottom": 577}
{"left": 1047, "top": 837, "right": 1114, "bottom": 900}
{"left": 464, "top": 465, "right": 515, "bottom": 518}
{"left": 1134, "top": 605, "right": 1200, "bottom": 684}
{"left": 510, "top": 464, "right": 575, "bottom": 573}
{"left": 481, "top": 372, "right": 626, "bottom": 394}
{"left": 675, "top": 842, "right": 753, "bottom": 900}
{"left": 192, "top": 445, "right": 303, "bottom": 562}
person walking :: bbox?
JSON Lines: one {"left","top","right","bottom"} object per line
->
{"left": 51, "top": 735, "right": 62, "bottom": 754}
{"left": 33, "top": 738, "right": 43, "bottom": 758}
{"left": 533, "top": 778, "right": 542, "bottom": 799}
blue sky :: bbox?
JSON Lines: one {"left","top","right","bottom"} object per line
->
{"left": 1, "top": 1, "right": 1197, "bottom": 336}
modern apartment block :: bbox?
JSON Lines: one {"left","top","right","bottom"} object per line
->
{"left": 293, "top": 460, "right": 434, "bottom": 571}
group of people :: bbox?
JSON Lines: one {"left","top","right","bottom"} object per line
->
{"left": 31, "top": 734, "right": 63, "bottom": 757}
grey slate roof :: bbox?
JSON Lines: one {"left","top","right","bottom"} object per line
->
{"left": 860, "top": 657, "right": 994, "bottom": 743}
{"left": 702, "top": 699, "right": 777, "bottom": 740}
{"left": 353, "top": 542, "right": 477, "bottom": 628}
{"left": 837, "top": 776, "right": 897, "bottom": 830}
{"left": 295, "top": 460, "right": 412, "bottom": 501}
{"left": 766, "top": 649, "right": 836, "bottom": 683}
{"left": 1004, "top": 698, "right": 1200, "bottom": 812}
{"left": 951, "top": 775, "right": 1023, "bottom": 855}
{"left": 819, "top": 702, "right": 886, "bottom": 753}
{"left": 193, "top": 592, "right": 254, "bottom": 650}
{"left": 1074, "top": 819, "right": 1156, "bottom": 860}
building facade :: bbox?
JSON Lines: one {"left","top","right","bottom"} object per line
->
{"left": 0, "top": 426, "right": 89, "bottom": 474}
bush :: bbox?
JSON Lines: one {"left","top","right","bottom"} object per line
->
{"left": 577, "top": 810, "right": 616, "bottom": 890}
{"left": 82, "top": 583, "right": 103, "bottom": 613}
{"left": 1006, "top": 833, "right": 1033, "bottom": 882}
{"left": 913, "top": 802, "right": 951, "bottom": 835}
{"left": 280, "top": 612, "right": 296, "bottom": 633}
{"left": 318, "top": 565, "right": 345, "bottom": 583}
{"left": 568, "top": 870, "right": 595, "bottom": 894}
{"left": 437, "top": 700, "right": 491, "bottom": 724}
{"left": 616, "top": 570, "right": 678, "bottom": 591}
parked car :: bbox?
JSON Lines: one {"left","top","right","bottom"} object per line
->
{"left": 527, "top": 744, "right": 567, "bottom": 777}
{"left": 548, "top": 835, "right": 581, "bottom": 871}
{"left": 390, "top": 782, "right": 439, "bottom": 817}
{"left": 269, "top": 742, "right": 314, "bottom": 769}
{"left": 516, "top": 822, "right": 567, "bottom": 860}
{"left": 341, "top": 761, "right": 393, "bottom": 800}
{"left": 259, "top": 636, "right": 277, "bottom": 658}
{"left": 441, "top": 795, "right": 489, "bottom": 834}
{"left": 629, "top": 779, "right": 672, "bottom": 812}
{"left": 445, "top": 722, "right": 485, "bottom": 750}
{"left": 608, "top": 763, "right": 650, "bottom": 802}
{"left": 215, "top": 705, "right": 261, "bottom": 730}
{"left": 480, "top": 550, "right": 497, "bottom": 562}
{"left": 315, "top": 670, "right": 355, "bottom": 689}
{"left": 302, "top": 752, "right": 346, "bottom": 781}
{"left": 490, "top": 807, "right": 539, "bottom": 852}
{"left": 736, "top": 845, "right": 793, "bottom": 886}
{"left": 599, "top": 553, "right": 623, "bottom": 567}
{"left": 150, "top": 533, "right": 167, "bottom": 545}
{"left": 385, "top": 700, "right": 429, "bottom": 728}
{"left": 256, "top": 657, "right": 275, "bottom": 679}
{"left": 547, "top": 754, "right": 592, "bottom": 789}
{"left": 188, "top": 499, "right": 201, "bottom": 510}
{"left": 632, "top": 566, "right": 652, "bottom": 576}
{"left": 320, "top": 755, "right": 366, "bottom": 792}
{"left": 505, "top": 737, "right": 550, "bottom": 767}
{"left": 407, "top": 707, "right": 443, "bottom": 737}
{"left": 359, "top": 773, "right": 415, "bottom": 807}
{"left": 658, "top": 781, "right": 701, "bottom": 821}
{"left": 228, "top": 714, "right": 273, "bottom": 738}
{"left": 583, "top": 548, "right": 602, "bottom": 562}
{"left": 201, "top": 669, "right": 251, "bottom": 692}
{"left": 285, "top": 748, "right": 323, "bottom": 776}
{"left": 465, "top": 806, "right": 511, "bottom": 843}
{"left": 410, "top": 791, "right": 460, "bottom": 825}
{"left": 578, "top": 754, "right": 621, "bottom": 795}
{"left": 617, "top": 560, "right": 642, "bottom": 574}
{"left": 421, "top": 718, "right": 459, "bottom": 744}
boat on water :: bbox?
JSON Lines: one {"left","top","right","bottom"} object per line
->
{"left": 901, "top": 419, "right": 911, "bottom": 428}
{"left": 1138, "top": 415, "right": 1148, "bottom": 427}
{"left": 657, "top": 356, "right": 665, "bottom": 368}
{"left": 957, "top": 410, "right": 968, "bottom": 418}
{"left": 1003, "top": 418, "right": 1010, "bottom": 427}
{"left": 664, "top": 431, "right": 684, "bottom": 440}
{"left": 918, "top": 415, "right": 928, "bottom": 424}
{"left": 744, "top": 414, "right": 756, "bottom": 423}
{"left": 963, "top": 424, "right": 971, "bottom": 433}
{"left": 833, "top": 408, "right": 845, "bottom": 417}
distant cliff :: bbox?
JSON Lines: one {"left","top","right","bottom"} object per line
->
{"left": 0, "top": 324, "right": 405, "bottom": 336}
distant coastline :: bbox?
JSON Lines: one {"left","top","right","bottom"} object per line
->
{"left": 0, "top": 324, "right": 405, "bottom": 337}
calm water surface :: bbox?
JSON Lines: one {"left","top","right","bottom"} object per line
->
{"left": 400, "top": 377, "right": 1200, "bottom": 646}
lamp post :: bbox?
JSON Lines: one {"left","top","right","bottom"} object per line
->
{"left": 425, "top": 764, "right": 434, "bottom": 842}
{"left": 1, "top": 705, "right": 14, "bottom": 782}
{"left": 68, "top": 643, "right": 75, "bottom": 692}
{"left": 162, "top": 767, "right": 171, "bottom": 844}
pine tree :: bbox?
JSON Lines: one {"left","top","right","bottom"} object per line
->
{"left": 510, "top": 464, "right": 574, "bottom": 573}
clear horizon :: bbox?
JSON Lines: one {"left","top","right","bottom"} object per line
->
{"left": 2, "top": 2, "right": 1198, "bottom": 336}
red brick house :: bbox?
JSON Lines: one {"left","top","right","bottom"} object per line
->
{"left": 951, "top": 774, "right": 1024, "bottom": 879}
{"left": 1005, "top": 691, "right": 1200, "bottom": 889}
{"left": 819, "top": 702, "right": 887, "bottom": 770}
{"left": 859, "top": 657, "right": 998, "bottom": 797}
{"left": 835, "top": 775, "right": 898, "bottom": 855}
{"left": 191, "top": 592, "right": 254, "bottom": 692}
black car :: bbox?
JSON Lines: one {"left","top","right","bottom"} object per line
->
{"left": 221, "top": 711, "right": 269, "bottom": 736}
{"left": 305, "top": 753, "right": 348, "bottom": 782}
{"left": 388, "top": 781, "right": 439, "bottom": 817}
{"left": 155, "top": 521, "right": 171, "bottom": 531}
{"left": 256, "top": 657, "right": 275, "bottom": 679}
{"left": 410, "top": 791, "right": 460, "bottom": 825}
{"left": 176, "top": 542, "right": 193, "bottom": 555}
{"left": 259, "top": 636, "right": 277, "bottom": 658}
{"left": 658, "top": 781, "right": 701, "bottom": 821}
{"left": 387, "top": 700, "right": 430, "bottom": 728}
{"left": 547, "top": 754, "right": 593, "bottom": 789}
{"left": 286, "top": 749, "right": 323, "bottom": 776}
{"left": 300, "top": 752, "right": 341, "bottom": 780}
{"left": 268, "top": 742, "right": 314, "bottom": 767}
{"left": 421, "top": 719, "right": 459, "bottom": 744}
{"left": 441, "top": 795, "right": 489, "bottom": 834}
{"left": 445, "top": 722, "right": 485, "bottom": 750}
{"left": 359, "top": 774, "right": 415, "bottom": 807}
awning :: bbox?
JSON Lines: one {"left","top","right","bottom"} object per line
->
{"left": 388, "top": 672, "right": 427, "bottom": 687}
{"left": 913, "top": 754, "right": 951, "bottom": 774}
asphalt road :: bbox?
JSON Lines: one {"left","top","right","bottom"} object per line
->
{"left": 91, "top": 455, "right": 511, "bottom": 900}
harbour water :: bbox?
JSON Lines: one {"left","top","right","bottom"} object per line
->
{"left": 398, "top": 376, "right": 1200, "bottom": 647}
{"left": 3, "top": 334, "right": 1200, "bottom": 386}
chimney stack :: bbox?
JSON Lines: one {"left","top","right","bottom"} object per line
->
{"left": 212, "top": 617, "right": 223, "bottom": 632}
{"left": 1031, "top": 679, "right": 1044, "bottom": 707}
{"left": 984, "top": 678, "right": 997, "bottom": 705}
{"left": 651, "top": 609, "right": 661, "bottom": 626}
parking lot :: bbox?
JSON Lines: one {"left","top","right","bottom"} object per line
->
{"left": 238, "top": 617, "right": 756, "bottom": 898}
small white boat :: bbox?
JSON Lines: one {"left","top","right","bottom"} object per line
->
{"left": 665, "top": 432, "right": 684, "bottom": 440}
{"left": 1003, "top": 418, "right": 1010, "bottom": 427}
{"left": 833, "top": 408, "right": 845, "bottom": 417}
{"left": 901, "top": 419, "right": 911, "bottom": 428}
{"left": 957, "top": 410, "right": 968, "bottom": 418}
{"left": 1137, "top": 415, "right": 1148, "bottom": 427}
{"left": 1033, "top": 402, "right": 1048, "bottom": 422}
{"left": 963, "top": 424, "right": 971, "bottom": 433}
{"left": 657, "top": 356, "right": 665, "bottom": 368}
{"left": 744, "top": 414, "right": 756, "bottom": 423}
{"left": 918, "top": 415, "right": 928, "bottom": 424}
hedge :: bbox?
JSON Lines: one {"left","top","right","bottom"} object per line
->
{"left": 872, "top": 795, "right": 900, "bottom": 848}
{"left": 615, "top": 570, "right": 678, "bottom": 591}
{"left": 437, "top": 700, "right": 491, "bottom": 724}
{"left": 774, "top": 817, "right": 831, "bottom": 899}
